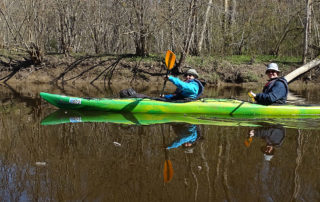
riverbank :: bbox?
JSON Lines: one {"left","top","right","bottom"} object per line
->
{"left": 0, "top": 51, "right": 318, "bottom": 87}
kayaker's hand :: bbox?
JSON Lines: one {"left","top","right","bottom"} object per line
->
{"left": 248, "top": 91, "right": 256, "bottom": 102}
{"left": 249, "top": 130, "right": 255, "bottom": 137}
{"left": 249, "top": 91, "right": 256, "bottom": 98}
{"left": 244, "top": 130, "right": 255, "bottom": 147}
{"left": 164, "top": 75, "right": 169, "bottom": 81}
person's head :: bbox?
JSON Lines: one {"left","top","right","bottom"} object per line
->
{"left": 263, "top": 145, "right": 274, "bottom": 155}
{"left": 182, "top": 142, "right": 197, "bottom": 153}
{"left": 183, "top": 142, "right": 193, "bottom": 147}
{"left": 266, "top": 63, "right": 280, "bottom": 79}
{"left": 184, "top": 69, "right": 199, "bottom": 81}
{"left": 261, "top": 145, "right": 275, "bottom": 161}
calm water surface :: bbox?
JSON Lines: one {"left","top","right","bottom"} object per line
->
{"left": 0, "top": 84, "right": 320, "bottom": 201}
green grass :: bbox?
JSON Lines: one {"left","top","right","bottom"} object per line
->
{"left": 225, "top": 55, "right": 301, "bottom": 65}
{"left": 184, "top": 54, "right": 301, "bottom": 67}
{"left": 126, "top": 54, "right": 163, "bottom": 63}
{"left": 185, "top": 56, "right": 220, "bottom": 67}
{"left": 225, "top": 55, "right": 252, "bottom": 64}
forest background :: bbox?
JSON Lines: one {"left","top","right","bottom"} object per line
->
{"left": 0, "top": 0, "right": 319, "bottom": 85}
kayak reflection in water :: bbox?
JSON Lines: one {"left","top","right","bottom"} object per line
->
{"left": 166, "top": 123, "right": 203, "bottom": 151}
{"left": 245, "top": 124, "right": 285, "bottom": 161}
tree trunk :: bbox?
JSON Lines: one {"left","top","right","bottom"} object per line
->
{"left": 169, "top": 0, "right": 175, "bottom": 51}
{"left": 176, "top": 0, "right": 197, "bottom": 72}
{"left": 197, "top": 0, "right": 212, "bottom": 55}
{"left": 222, "top": 0, "right": 229, "bottom": 54}
{"left": 131, "top": 0, "right": 148, "bottom": 57}
{"left": 292, "top": 130, "right": 303, "bottom": 200}
{"left": 302, "top": 0, "right": 312, "bottom": 64}
{"left": 222, "top": 0, "right": 236, "bottom": 55}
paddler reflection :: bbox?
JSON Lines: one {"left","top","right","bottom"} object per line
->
{"left": 245, "top": 124, "right": 285, "bottom": 161}
{"left": 166, "top": 123, "right": 203, "bottom": 151}
{"left": 162, "top": 123, "right": 203, "bottom": 183}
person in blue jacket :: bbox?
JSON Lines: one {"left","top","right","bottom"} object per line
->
{"left": 249, "top": 63, "right": 288, "bottom": 105}
{"left": 166, "top": 124, "right": 202, "bottom": 150}
{"left": 163, "top": 68, "right": 204, "bottom": 100}
{"left": 119, "top": 68, "right": 204, "bottom": 101}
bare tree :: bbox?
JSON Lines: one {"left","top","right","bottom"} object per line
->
{"left": 196, "top": 0, "right": 212, "bottom": 56}
{"left": 0, "top": 0, "right": 319, "bottom": 61}
{"left": 303, "top": 0, "right": 312, "bottom": 64}
{"left": 55, "top": 0, "right": 85, "bottom": 56}
{"left": 0, "top": 0, "right": 44, "bottom": 64}
{"left": 176, "top": 0, "right": 197, "bottom": 72}
{"left": 121, "top": 0, "right": 152, "bottom": 56}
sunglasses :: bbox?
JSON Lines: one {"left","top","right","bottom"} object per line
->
{"left": 184, "top": 74, "right": 194, "bottom": 77}
{"left": 266, "top": 70, "right": 277, "bottom": 74}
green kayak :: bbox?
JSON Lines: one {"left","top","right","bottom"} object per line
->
{"left": 40, "top": 92, "right": 320, "bottom": 116}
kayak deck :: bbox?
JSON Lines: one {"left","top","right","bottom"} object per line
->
{"left": 40, "top": 92, "right": 320, "bottom": 116}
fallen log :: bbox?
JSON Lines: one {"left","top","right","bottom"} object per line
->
{"left": 284, "top": 57, "right": 320, "bottom": 83}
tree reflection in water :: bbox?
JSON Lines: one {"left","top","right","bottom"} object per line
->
{"left": 1, "top": 85, "right": 320, "bottom": 201}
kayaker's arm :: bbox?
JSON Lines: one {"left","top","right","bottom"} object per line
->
{"left": 166, "top": 125, "right": 198, "bottom": 149}
{"left": 252, "top": 127, "right": 285, "bottom": 146}
{"left": 168, "top": 76, "right": 199, "bottom": 94}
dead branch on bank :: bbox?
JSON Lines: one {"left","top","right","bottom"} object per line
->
{"left": 91, "top": 57, "right": 122, "bottom": 86}
{"left": 66, "top": 60, "right": 111, "bottom": 82}
{"left": 51, "top": 55, "right": 94, "bottom": 83}
{"left": 0, "top": 43, "right": 44, "bottom": 83}
{"left": 0, "top": 57, "right": 35, "bottom": 83}
{"left": 51, "top": 54, "right": 167, "bottom": 86}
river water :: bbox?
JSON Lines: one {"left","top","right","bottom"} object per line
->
{"left": 0, "top": 83, "right": 320, "bottom": 201}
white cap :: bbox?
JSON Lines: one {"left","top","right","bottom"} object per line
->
{"left": 266, "top": 63, "right": 280, "bottom": 73}
{"left": 264, "top": 154, "right": 274, "bottom": 161}
{"left": 184, "top": 148, "right": 194, "bottom": 153}
{"left": 186, "top": 69, "right": 199, "bottom": 78}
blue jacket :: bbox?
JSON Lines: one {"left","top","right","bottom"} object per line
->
{"left": 254, "top": 125, "right": 285, "bottom": 146}
{"left": 255, "top": 77, "right": 288, "bottom": 105}
{"left": 164, "top": 76, "right": 203, "bottom": 100}
{"left": 167, "top": 125, "right": 198, "bottom": 149}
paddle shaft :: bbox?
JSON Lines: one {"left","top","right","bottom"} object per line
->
{"left": 160, "top": 70, "right": 170, "bottom": 97}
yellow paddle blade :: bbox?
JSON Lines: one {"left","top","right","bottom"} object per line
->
{"left": 165, "top": 50, "right": 176, "bottom": 70}
{"left": 163, "top": 160, "right": 174, "bottom": 183}
{"left": 244, "top": 137, "right": 253, "bottom": 147}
